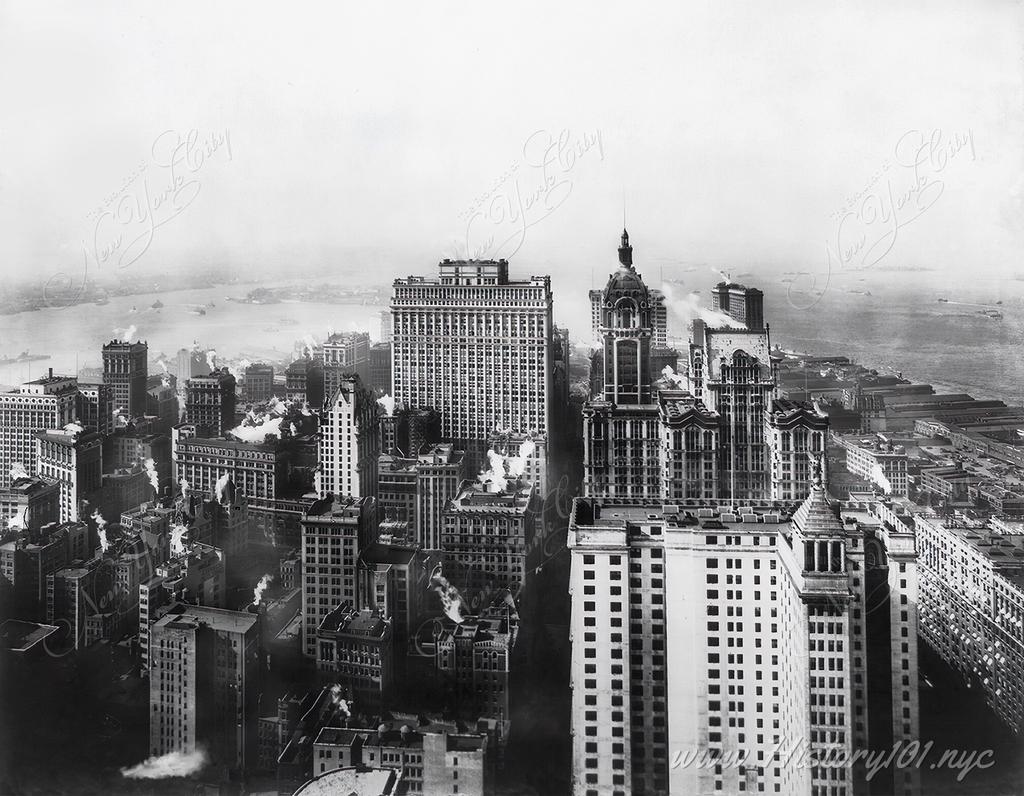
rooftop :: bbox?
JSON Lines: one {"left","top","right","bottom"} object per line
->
{"left": 294, "top": 767, "right": 399, "bottom": 796}
{"left": 153, "top": 603, "right": 258, "bottom": 635}
{"left": 0, "top": 620, "right": 60, "bottom": 652}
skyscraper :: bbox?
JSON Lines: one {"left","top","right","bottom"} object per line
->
{"left": 102, "top": 339, "right": 148, "bottom": 419}
{"left": 301, "top": 495, "right": 378, "bottom": 657}
{"left": 0, "top": 373, "right": 79, "bottom": 489}
{"left": 76, "top": 383, "right": 114, "bottom": 436}
{"left": 583, "top": 232, "right": 827, "bottom": 505}
{"left": 34, "top": 428, "right": 103, "bottom": 522}
{"left": 149, "top": 603, "right": 260, "bottom": 771}
{"left": 185, "top": 369, "right": 237, "bottom": 437}
{"left": 567, "top": 479, "right": 920, "bottom": 796}
{"left": 581, "top": 231, "right": 664, "bottom": 500}
{"left": 687, "top": 310, "right": 777, "bottom": 500}
{"left": 391, "top": 258, "right": 554, "bottom": 463}
{"left": 319, "top": 375, "right": 379, "bottom": 500}
{"left": 711, "top": 281, "right": 765, "bottom": 331}
{"left": 321, "top": 332, "right": 371, "bottom": 404}
{"left": 590, "top": 285, "right": 669, "bottom": 347}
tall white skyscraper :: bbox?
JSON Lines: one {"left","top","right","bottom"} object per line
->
{"left": 319, "top": 374, "right": 379, "bottom": 500}
{"left": 568, "top": 481, "right": 920, "bottom": 796}
{"left": 391, "top": 259, "right": 554, "bottom": 460}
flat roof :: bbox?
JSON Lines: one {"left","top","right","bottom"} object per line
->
{"left": 154, "top": 604, "right": 258, "bottom": 634}
{"left": 0, "top": 620, "right": 60, "bottom": 652}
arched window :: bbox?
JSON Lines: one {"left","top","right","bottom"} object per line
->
{"left": 615, "top": 298, "right": 638, "bottom": 328}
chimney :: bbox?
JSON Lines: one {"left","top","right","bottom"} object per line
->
{"left": 48, "top": 368, "right": 53, "bottom": 378}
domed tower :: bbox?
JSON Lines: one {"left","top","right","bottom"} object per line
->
{"left": 600, "top": 229, "right": 653, "bottom": 405}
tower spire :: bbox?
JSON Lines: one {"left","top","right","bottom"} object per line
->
{"left": 618, "top": 228, "right": 633, "bottom": 268}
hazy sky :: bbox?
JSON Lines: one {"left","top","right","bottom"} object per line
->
{"left": 1, "top": 0, "right": 1021, "bottom": 311}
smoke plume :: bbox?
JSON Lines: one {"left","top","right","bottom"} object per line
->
{"left": 215, "top": 472, "right": 231, "bottom": 504}
{"left": 377, "top": 394, "right": 396, "bottom": 417}
{"left": 329, "top": 684, "right": 351, "bottom": 717}
{"left": 205, "top": 350, "right": 217, "bottom": 372}
{"left": 121, "top": 748, "right": 209, "bottom": 780}
{"left": 479, "top": 449, "right": 509, "bottom": 493}
{"left": 661, "top": 365, "right": 687, "bottom": 389}
{"left": 9, "top": 462, "right": 28, "bottom": 482}
{"left": 93, "top": 509, "right": 109, "bottom": 553}
{"left": 229, "top": 414, "right": 284, "bottom": 443}
{"left": 170, "top": 523, "right": 189, "bottom": 556}
{"left": 7, "top": 507, "right": 27, "bottom": 530}
{"left": 253, "top": 573, "right": 273, "bottom": 606}
{"left": 661, "top": 283, "right": 745, "bottom": 330}
{"left": 113, "top": 324, "right": 138, "bottom": 342}
{"left": 63, "top": 422, "right": 84, "bottom": 435}
{"left": 226, "top": 358, "right": 252, "bottom": 384}
{"left": 870, "top": 463, "right": 893, "bottom": 495}
{"left": 505, "top": 439, "right": 536, "bottom": 479}
{"left": 430, "top": 563, "right": 466, "bottom": 624}
{"left": 143, "top": 458, "right": 159, "bottom": 494}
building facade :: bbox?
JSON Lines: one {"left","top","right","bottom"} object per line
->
{"left": 391, "top": 259, "right": 554, "bottom": 462}
{"left": 185, "top": 369, "right": 237, "bottom": 437}
{"left": 34, "top": 428, "right": 103, "bottom": 522}
{"left": 319, "top": 375, "right": 379, "bottom": 501}
{"left": 149, "top": 604, "right": 260, "bottom": 771}
{"left": 102, "top": 339, "right": 148, "bottom": 418}
{"left": 301, "top": 495, "right": 378, "bottom": 657}
{"left": 0, "top": 373, "right": 78, "bottom": 489}
{"left": 567, "top": 483, "right": 920, "bottom": 796}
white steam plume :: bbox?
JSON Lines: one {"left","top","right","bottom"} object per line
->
{"left": 430, "top": 564, "right": 466, "bottom": 624}
{"left": 143, "top": 458, "right": 159, "bottom": 494}
{"left": 229, "top": 415, "right": 284, "bottom": 443}
{"left": 113, "top": 324, "right": 138, "bottom": 342}
{"left": 661, "top": 283, "right": 745, "bottom": 330}
{"left": 215, "top": 472, "right": 231, "bottom": 504}
{"left": 479, "top": 449, "right": 509, "bottom": 493}
{"left": 253, "top": 573, "right": 273, "bottom": 606}
{"left": 870, "top": 463, "right": 893, "bottom": 495}
{"left": 121, "top": 748, "right": 209, "bottom": 780}
{"left": 9, "top": 462, "right": 28, "bottom": 482}
{"left": 63, "top": 422, "right": 84, "bottom": 435}
{"left": 329, "top": 684, "right": 351, "bottom": 717}
{"left": 661, "top": 365, "right": 687, "bottom": 389}
{"left": 7, "top": 507, "right": 27, "bottom": 530}
{"left": 205, "top": 350, "right": 217, "bottom": 372}
{"left": 93, "top": 509, "right": 109, "bottom": 553}
{"left": 170, "top": 523, "right": 188, "bottom": 556}
{"left": 377, "top": 394, "right": 396, "bottom": 417}
{"left": 179, "top": 477, "right": 191, "bottom": 503}
{"left": 505, "top": 439, "right": 537, "bottom": 479}
{"left": 226, "top": 358, "right": 251, "bottom": 383}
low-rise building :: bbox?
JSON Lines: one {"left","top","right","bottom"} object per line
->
{"left": 316, "top": 601, "right": 393, "bottom": 711}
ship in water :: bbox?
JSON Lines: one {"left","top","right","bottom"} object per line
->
{"left": 151, "top": 300, "right": 164, "bottom": 309}
{"left": 0, "top": 350, "right": 52, "bottom": 365}
{"left": 937, "top": 298, "right": 949, "bottom": 303}
{"left": 187, "top": 307, "right": 207, "bottom": 316}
